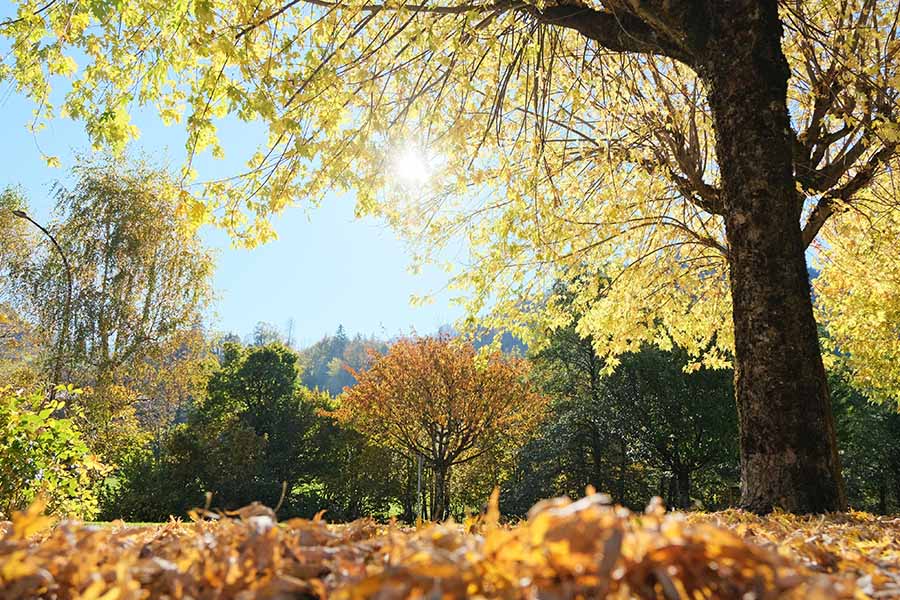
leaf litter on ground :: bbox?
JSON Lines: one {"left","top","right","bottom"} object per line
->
{"left": 1, "top": 490, "right": 898, "bottom": 599}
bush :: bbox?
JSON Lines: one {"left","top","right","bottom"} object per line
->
{"left": 0, "top": 386, "right": 106, "bottom": 519}
{"left": 96, "top": 438, "right": 205, "bottom": 522}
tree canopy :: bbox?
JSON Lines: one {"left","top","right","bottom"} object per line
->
{"left": 15, "top": 160, "right": 212, "bottom": 383}
{"left": 0, "top": 0, "right": 894, "bottom": 373}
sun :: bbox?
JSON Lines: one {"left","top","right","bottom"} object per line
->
{"left": 391, "top": 145, "right": 431, "bottom": 186}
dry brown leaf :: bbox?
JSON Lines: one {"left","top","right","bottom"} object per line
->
{"left": 1, "top": 496, "right": 894, "bottom": 599}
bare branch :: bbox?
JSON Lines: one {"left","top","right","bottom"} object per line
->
{"left": 801, "top": 143, "right": 897, "bottom": 247}
{"left": 527, "top": 3, "right": 693, "bottom": 64}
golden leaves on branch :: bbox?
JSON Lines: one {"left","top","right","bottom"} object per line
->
{"left": 3, "top": 492, "right": 893, "bottom": 599}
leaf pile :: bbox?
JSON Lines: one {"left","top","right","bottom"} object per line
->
{"left": 690, "top": 510, "right": 900, "bottom": 598}
{"left": 1, "top": 494, "right": 890, "bottom": 599}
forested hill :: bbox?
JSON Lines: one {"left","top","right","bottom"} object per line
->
{"left": 297, "top": 326, "right": 387, "bottom": 396}
{"left": 440, "top": 325, "right": 528, "bottom": 356}
{"left": 238, "top": 323, "right": 526, "bottom": 396}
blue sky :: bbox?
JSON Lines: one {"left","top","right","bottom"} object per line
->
{"left": 0, "top": 86, "right": 462, "bottom": 347}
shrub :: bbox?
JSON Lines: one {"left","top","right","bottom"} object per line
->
{"left": 0, "top": 386, "right": 106, "bottom": 519}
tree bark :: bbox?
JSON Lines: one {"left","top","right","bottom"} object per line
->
{"left": 700, "top": 2, "right": 845, "bottom": 513}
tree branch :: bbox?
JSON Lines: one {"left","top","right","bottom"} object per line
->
{"left": 801, "top": 143, "right": 897, "bottom": 247}
{"left": 0, "top": 0, "right": 58, "bottom": 29}
{"left": 236, "top": 0, "right": 693, "bottom": 64}
{"left": 528, "top": 3, "right": 693, "bottom": 64}
{"left": 668, "top": 171, "right": 724, "bottom": 216}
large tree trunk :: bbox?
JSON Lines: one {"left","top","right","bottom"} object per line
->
{"left": 701, "top": 2, "right": 845, "bottom": 513}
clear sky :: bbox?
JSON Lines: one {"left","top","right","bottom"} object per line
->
{"left": 0, "top": 85, "right": 462, "bottom": 347}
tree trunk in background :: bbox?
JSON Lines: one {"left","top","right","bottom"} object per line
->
{"left": 674, "top": 468, "right": 691, "bottom": 510}
{"left": 702, "top": 2, "right": 845, "bottom": 513}
{"left": 433, "top": 465, "right": 449, "bottom": 521}
{"left": 894, "top": 478, "right": 900, "bottom": 514}
{"left": 616, "top": 437, "right": 627, "bottom": 505}
{"left": 443, "top": 468, "right": 451, "bottom": 519}
{"left": 658, "top": 476, "right": 669, "bottom": 504}
{"left": 402, "top": 457, "right": 415, "bottom": 522}
{"left": 589, "top": 428, "right": 605, "bottom": 494}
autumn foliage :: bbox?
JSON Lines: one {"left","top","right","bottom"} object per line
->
{"left": 3, "top": 493, "right": 899, "bottom": 599}
{"left": 336, "top": 336, "right": 545, "bottom": 519}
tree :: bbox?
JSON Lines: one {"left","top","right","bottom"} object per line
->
{"left": 5, "top": 0, "right": 899, "bottom": 512}
{"left": 830, "top": 372, "right": 900, "bottom": 513}
{"left": 250, "top": 321, "right": 286, "bottom": 347}
{"left": 5, "top": 160, "right": 214, "bottom": 457}
{"left": 608, "top": 348, "right": 738, "bottom": 510}
{"left": 509, "top": 312, "right": 737, "bottom": 513}
{"left": 338, "top": 335, "right": 545, "bottom": 519}
{"left": 0, "top": 387, "right": 107, "bottom": 519}
{"left": 151, "top": 341, "right": 320, "bottom": 513}
{"left": 47, "top": 161, "right": 212, "bottom": 386}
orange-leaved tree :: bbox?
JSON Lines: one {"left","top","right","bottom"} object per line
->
{"left": 337, "top": 336, "right": 544, "bottom": 520}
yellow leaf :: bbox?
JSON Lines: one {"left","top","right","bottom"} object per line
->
{"left": 10, "top": 497, "right": 53, "bottom": 540}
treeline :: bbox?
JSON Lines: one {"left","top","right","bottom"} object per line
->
{"left": 107, "top": 321, "right": 900, "bottom": 521}
{"left": 4, "top": 312, "right": 900, "bottom": 521}
{"left": 102, "top": 329, "right": 537, "bottom": 522}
